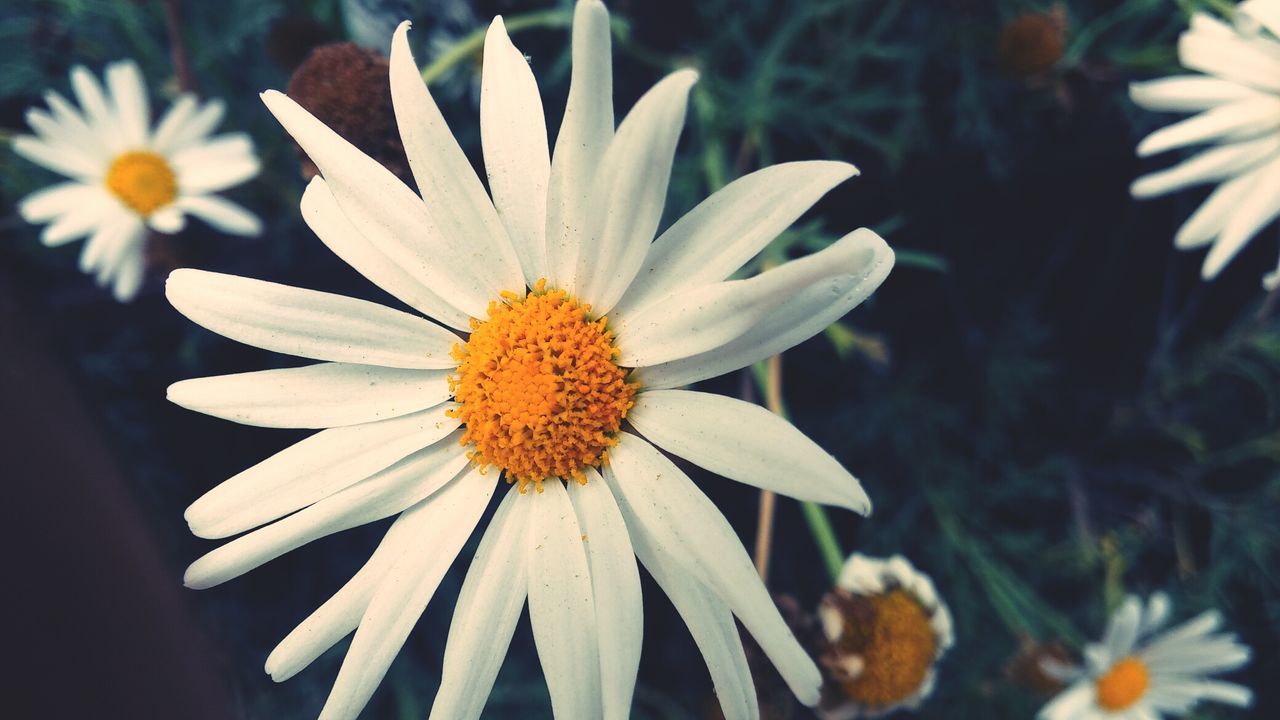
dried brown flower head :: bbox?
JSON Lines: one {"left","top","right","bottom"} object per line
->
{"left": 998, "top": 8, "right": 1068, "bottom": 79}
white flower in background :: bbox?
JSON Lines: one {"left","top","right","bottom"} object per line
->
{"left": 1129, "top": 3, "right": 1280, "bottom": 287}
{"left": 167, "top": 2, "right": 893, "bottom": 719}
{"left": 14, "top": 61, "right": 261, "bottom": 302}
{"left": 817, "top": 554, "right": 953, "bottom": 719}
{"left": 1039, "top": 593, "right": 1252, "bottom": 719}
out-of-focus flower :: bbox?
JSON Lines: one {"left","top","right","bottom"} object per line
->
{"left": 1038, "top": 593, "right": 1252, "bottom": 719}
{"left": 817, "top": 554, "right": 954, "bottom": 718}
{"left": 167, "top": 2, "right": 894, "bottom": 718}
{"left": 1130, "top": 6, "right": 1280, "bottom": 286}
{"left": 14, "top": 61, "right": 260, "bottom": 302}
{"left": 286, "top": 42, "right": 412, "bottom": 183}
{"left": 998, "top": 7, "right": 1068, "bottom": 80}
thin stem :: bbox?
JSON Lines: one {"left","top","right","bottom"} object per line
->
{"left": 161, "top": 0, "right": 196, "bottom": 92}
{"left": 752, "top": 355, "right": 784, "bottom": 580}
{"left": 420, "top": 9, "right": 573, "bottom": 86}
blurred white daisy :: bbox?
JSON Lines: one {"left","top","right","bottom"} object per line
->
{"left": 817, "top": 554, "right": 954, "bottom": 719}
{"left": 1129, "top": 3, "right": 1280, "bottom": 286}
{"left": 167, "top": 2, "right": 893, "bottom": 718}
{"left": 1039, "top": 593, "right": 1252, "bottom": 720}
{"left": 14, "top": 61, "right": 261, "bottom": 301}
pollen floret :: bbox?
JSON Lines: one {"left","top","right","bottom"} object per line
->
{"left": 450, "top": 280, "right": 636, "bottom": 491}
{"left": 106, "top": 151, "right": 178, "bottom": 216}
{"left": 818, "top": 554, "right": 953, "bottom": 718}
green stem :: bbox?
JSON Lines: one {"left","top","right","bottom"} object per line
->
{"left": 420, "top": 9, "right": 573, "bottom": 86}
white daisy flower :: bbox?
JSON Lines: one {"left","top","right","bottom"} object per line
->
{"left": 1129, "top": 3, "right": 1280, "bottom": 286}
{"left": 14, "top": 61, "right": 261, "bottom": 302}
{"left": 1039, "top": 593, "right": 1252, "bottom": 720}
{"left": 168, "top": 2, "right": 893, "bottom": 719}
{"left": 817, "top": 554, "right": 954, "bottom": 719}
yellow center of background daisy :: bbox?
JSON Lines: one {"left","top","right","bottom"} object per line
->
{"left": 834, "top": 589, "right": 938, "bottom": 708}
{"left": 1095, "top": 656, "right": 1149, "bottom": 711}
{"left": 106, "top": 150, "right": 177, "bottom": 216}
{"left": 449, "top": 280, "right": 636, "bottom": 492}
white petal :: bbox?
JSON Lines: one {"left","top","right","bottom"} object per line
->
{"left": 1038, "top": 682, "right": 1095, "bottom": 720}
{"left": 184, "top": 438, "right": 469, "bottom": 588}
{"left": 613, "top": 161, "right": 859, "bottom": 318}
{"left": 633, "top": 228, "right": 893, "bottom": 389}
{"left": 1203, "top": 153, "right": 1280, "bottom": 278}
{"left": 165, "top": 268, "right": 460, "bottom": 368}
{"left": 105, "top": 60, "right": 149, "bottom": 148}
{"left": 544, "top": 0, "right": 614, "bottom": 290}
{"left": 12, "top": 135, "right": 101, "bottom": 179}
{"left": 1178, "top": 29, "right": 1280, "bottom": 93}
{"left": 171, "top": 132, "right": 255, "bottom": 166}
{"left": 79, "top": 214, "right": 143, "bottom": 278}
{"left": 175, "top": 145, "right": 261, "bottom": 194}
{"left": 148, "top": 206, "right": 186, "bottom": 234}
{"left": 1130, "top": 136, "right": 1280, "bottom": 198}
{"left": 1173, "top": 165, "right": 1262, "bottom": 248}
{"left": 173, "top": 195, "right": 262, "bottom": 236}
{"left": 168, "top": 362, "right": 452, "bottom": 429}
{"left": 261, "top": 89, "right": 510, "bottom": 319}
{"left": 42, "top": 90, "right": 108, "bottom": 162}
{"left": 19, "top": 182, "right": 97, "bottom": 223}
{"left": 481, "top": 16, "right": 550, "bottom": 286}
{"left": 430, "top": 484, "right": 532, "bottom": 720}
{"left": 266, "top": 504, "right": 426, "bottom": 682}
{"left": 184, "top": 404, "right": 460, "bottom": 538}
{"left": 1238, "top": 0, "right": 1280, "bottom": 39}
{"left": 33, "top": 192, "right": 116, "bottom": 246}
{"left": 163, "top": 98, "right": 226, "bottom": 152}
{"left": 1135, "top": 97, "right": 1280, "bottom": 157}
{"left": 1129, "top": 76, "right": 1267, "bottom": 112}
{"left": 604, "top": 432, "right": 822, "bottom": 706}
{"left": 150, "top": 93, "right": 199, "bottom": 153}
{"left": 617, "top": 227, "right": 893, "bottom": 368}
{"left": 574, "top": 69, "right": 697, "bottom": 314}
{"left": 1141, "top": 593, "right": 1172, "bottom": 635}
{"left": 630, "top": 526, "right": 758, "bottom": 720}
{"left": 568, "top": 472, "right": 643, "bottom": 720}
{"left": 69, "top": 65, "right": 122, "bottom": 151}
{"left": 629, "top": 389, "right": 871, "bottom": 514}
{"left": 1105, "top": 596, "right": 1143, "bottom": 660}
{"left": 109, "top": 237, "right": 147, "bottom": 302}
{"left": 387, "top": 23, "right": 524, "bottom": 295}
{"left": 528, "top": 480, "right": 602, "bottom": 719}
{"left": 300, "top": 177, "right": 472, "bottom": 330}
{"left": 25, "top": 108, "right": 104, "bottom": 165}
{"left": 317, "top": 469, "right": 494, "bottom": 720}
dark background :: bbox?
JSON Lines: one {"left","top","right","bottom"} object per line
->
{"left": 1, "top": 0, "right": 1276, "bottom": 717}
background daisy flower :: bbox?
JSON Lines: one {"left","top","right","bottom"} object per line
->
{"left": 14, "top": 60, "right": 261, "bottom": 302}
{"left": 1039, "top": 593, "right": 1252, "bottom": 719}
{"left": 1129, "top": 5, "right": 1280, "bottom": 286}
{"left": 167, "top": 2, "right": 893, "bottom": 719}
{"left": 818, "top": 553, "right": 954, "bottom": 719}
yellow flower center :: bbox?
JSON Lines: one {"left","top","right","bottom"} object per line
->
{"left": 1095, "top": 656, "right": 1150, "bottom": 711}
{"left": 449, "top": 280, "right": 636, "bottom": 492}
{"left": 105, "top": 151, "right": 177, "bottom": 216}
{"left": 833, "top": 589, "right": 938, "bottom": 708}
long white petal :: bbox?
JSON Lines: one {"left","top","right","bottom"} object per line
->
{"left": 545, "top": 0, "right": 614, "bottom": 290}
{"left": 634, "top": 228, "right": 893, "bottom": 389}
{"left": 260, "top": 89, "right": 506, "bottom": 319}
{"left": 1178, "top": 30, "right": 1280, "bottom": 93}
{"left": 528, "top": 480, "right": 602, "bottom": 719}
{"left": 1173, "top": 165, "right": 1262, "bottom": 249}
{"left": 613, "top": 161, "right": 859, "bottom": 318}
{"left": 1135, "top": 97, "right": 1280, "bottom": 157}
{"left": 617, "top": 227, "right": 892, "bottom": 367}
{"left": 387, "top": 22, "right": 524, "bottom": 296}
{"left": 150, "top": 93, "right": 199, "bottom": 153}
{"left": 574, "top": 70, "right": 697, "bottom": 314}
{"left": 105, "top": 60, "right": 149, "bottom": 148}
{"left": 630, "top": 527, "right": 759, "bottom": 720}
{"left": 1238, "top": 0, "right": 1280, "bottom": 38}
{"left": 162, "top": 98, "right": 226, "bottom": 152}
{"left": 604, "top": 432, "right": 822, "bottom": 706}
{"left": 300, "top": 178, "right": 471, "bottom": 330}
{"left": 185, "top": 404, "right": 460, "bottom": 538}
{"left": 1130, "top": 136, "right": 1280, "bottom": 198}
{"left": 34, "top": 192, "right": 117, "bottom": 246}
{"left": 168, "top": 362, "right": 452, "bottom": 429}
{"left": 19, "top": 182, "right": 99, "bottom": 223}
{"left": 1104, "top": 596, "right": 1143, "bottom": 660}
{"left": 265, "top": 505, "right": 426, "bottom": 682}
{"left": 430, "top": 484, "right": 532, "bottom": 720}
{"left": 1129, "top": 76, "right": 1267, "bottom": 113}
{"left": 481, "top": 16, "right": 550, "bottom": 286}
{"left": 24, "top": 108, "right": 104, "bottom": 166}
{"left": 174, "top": 195, "right": 262, "bottom": 236}
{"left": 317, "top": 469, "right": 494, "bottom": 720}
{"left": 184, "top": 438, "right": 469, "bottom": 588}
{"left": 1203, "top": 153, "right": 1280, "bottom": 278}
{"left": 12, "top": 135, "right": 101, "bottom": 179}
{"left": 166, "top": 269, "right": 460, "bottom": 368}
{"left": 109, "top": 238, "right": 147, "bottom": 302}
{"left": 69, "top": 65, "right": 123, "bottom": 152}
{"left": 42, "top": 90, "right": 108, "bottom": 162}
{"left": 629, "top": 389, "right": 871, "bottom": 514}
{"left": 568, "top": 472, "right": 643, "bottom": 720}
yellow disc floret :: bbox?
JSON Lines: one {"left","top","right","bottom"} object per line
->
{"left": 106, "top": 151, "right": 177, "bottom": 216}
{"left": 834, "top": 589, "right": 938, "bottom": 708}
{"left": 1095, "top": 656, "right": 1150, "bottom": 711}
{"left": 449, "top": 280, "right": 636, "bottom": 492}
